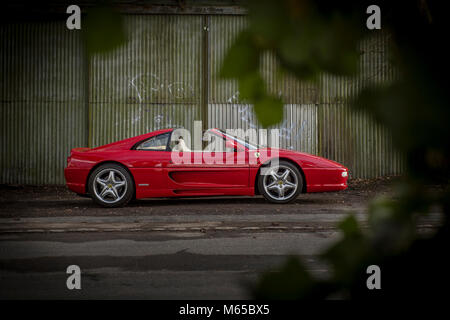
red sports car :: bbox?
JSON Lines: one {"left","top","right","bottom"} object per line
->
{"left": 64, "top": 128, "right": 348, "bottom": 207}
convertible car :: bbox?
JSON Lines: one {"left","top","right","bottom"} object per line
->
{"left": 64, "top": 128, "right": 348, "bottom": 207}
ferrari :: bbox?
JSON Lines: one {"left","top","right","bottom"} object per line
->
{"left": 64, "top": 128, "right": 348, "bottom": 207}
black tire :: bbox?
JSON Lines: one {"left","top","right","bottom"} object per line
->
{"left": 258, "top": 160, "right": 303, "bottom": 204}
{"left": 87, "top": 163, "right": 134, "bottom": 208}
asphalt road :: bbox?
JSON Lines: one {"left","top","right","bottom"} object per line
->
{"left": 0, "top": 177, "right": 442, "bottom": 299}
{"left": 0, "top": 231, "right": 337, "bottom": 299}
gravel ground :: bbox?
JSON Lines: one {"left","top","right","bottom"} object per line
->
{"left": 0, "top": 176, "right": 398, "bottom": 218}
{"left": 0, "top": 176, "right": 443, "bottom": 299}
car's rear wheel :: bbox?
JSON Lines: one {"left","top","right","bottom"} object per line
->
{"left": 88, "top": 164, "right": 134, "bottom": 207}
{"left": 258, "top": 161, "right": 302, "bottom": 204}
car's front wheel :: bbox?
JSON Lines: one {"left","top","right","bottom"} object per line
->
{"left": 88, "top": 164, "right": 134, "bottom": 207}
{"left": 258, "top": 161, "right": 302, "bottom": 204}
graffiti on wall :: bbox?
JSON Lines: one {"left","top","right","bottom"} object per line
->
{"left": 118, "top": 79, "right": 311, "bottom": 151}
{"left": 226, "top": 91, "right": 310, "bottom": 150}
{"left": 130, "top": 73, "right": 195, "bottom": 103}
{"left": 113, "top": 73, "right": 192, "bottom": 129}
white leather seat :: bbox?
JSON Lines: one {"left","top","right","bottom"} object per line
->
{"left": 172, "top": 138, "right": 191, "bottom": 152}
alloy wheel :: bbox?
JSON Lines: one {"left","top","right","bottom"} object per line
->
{"left": 262, "top": 165, "right": 298, "bottom": 201}
{"left": 93, "top": 168, "right": 128, "bottom": 204}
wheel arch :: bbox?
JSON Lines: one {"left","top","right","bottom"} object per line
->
{"left": 254, "top": 157, "right": 307, "bottom": 195}
{"left": 85, "top": 160, "right": 136, "bottom": 198}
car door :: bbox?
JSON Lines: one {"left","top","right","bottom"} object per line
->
{"left": 128, "top": 132, "right": 173, "bottom": 198}
{"left": 166, "top": 133, "right": 250, "bottom": 196}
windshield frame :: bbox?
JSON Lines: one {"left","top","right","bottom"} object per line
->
{"left": 215, "top": 129, "right": 263, "bottom": 150}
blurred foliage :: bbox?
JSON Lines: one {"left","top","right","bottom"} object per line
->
{"left": 220, "top": 0, "right": 450, "bottom": 299}
{"left": 78, "top": 0, "right": 450, "bottom": 298}
{"left": 220, "top": 0, "right": 364, "bottom": 127}
{"left": 82, "top": 4, "right": 126, "bottom": 55}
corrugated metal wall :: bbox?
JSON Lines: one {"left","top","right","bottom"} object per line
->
{"left": 208, "top": 16, "right": 319, "bottom": 154}
{"left": 1, "top": 21, "right": 87, "bottom": 184}
{"left": 0, "top": 14, "right": 402, "bottom": 185}
{"left": 318, "top": 34, "right": 403, "bottom": 178}
{"left": 89, "top": 15, "right": 203, "bottom": 147}
{"left": 208, "top": 16, "right": 403, "bottom": 177}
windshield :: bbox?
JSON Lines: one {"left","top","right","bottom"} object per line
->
{"left": 217, "top": 129, "right": 265, "bottom": 150}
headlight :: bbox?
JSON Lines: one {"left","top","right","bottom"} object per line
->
{"left": 341, "top": 171, "right": 348, "bottom": 177}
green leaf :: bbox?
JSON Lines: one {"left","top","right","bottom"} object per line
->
{"left": 252, "top": 256, "right": 315, "bottom": 300}
{"left": 253, "top": 95, "right": 284, "bottom": 128}
{"left": 238, "top": 72, "right": 265, "bottom": 102}
{"left": 338, "top": 215, "right": 361, "bottom": 237}
{"left": 219, "top": 31, "right": 259, "bottom": 79}
{"left": 82, "top": 6, "right": 127, "bottom": 55}
{"left": 315, "top": 14, "right": 361, "bottom": 76}
{"left": 247, "top": 0, "right": 290, "bottom": 46}
{"left": 321, "top": 235, "right": 370, "bottom": 286}
{"left": 279, "top": 31, "right": 312, "bottom": 66}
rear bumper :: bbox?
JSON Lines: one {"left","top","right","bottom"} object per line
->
{"left": 64, "top": 167, "right": 90, "bottom": 194}
{"left": 66, "top": 182, "right": 86, "bottom": 194}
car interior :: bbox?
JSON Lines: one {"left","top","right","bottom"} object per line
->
{"left": 136, "top": 129, "right": 240, "bottom": 152}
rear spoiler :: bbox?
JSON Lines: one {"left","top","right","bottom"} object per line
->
{"left": 67, "top": 147, "right": 90, "bottom": 166}
{"left": 71, "top": 147, "right": 90, "bottom": 155}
